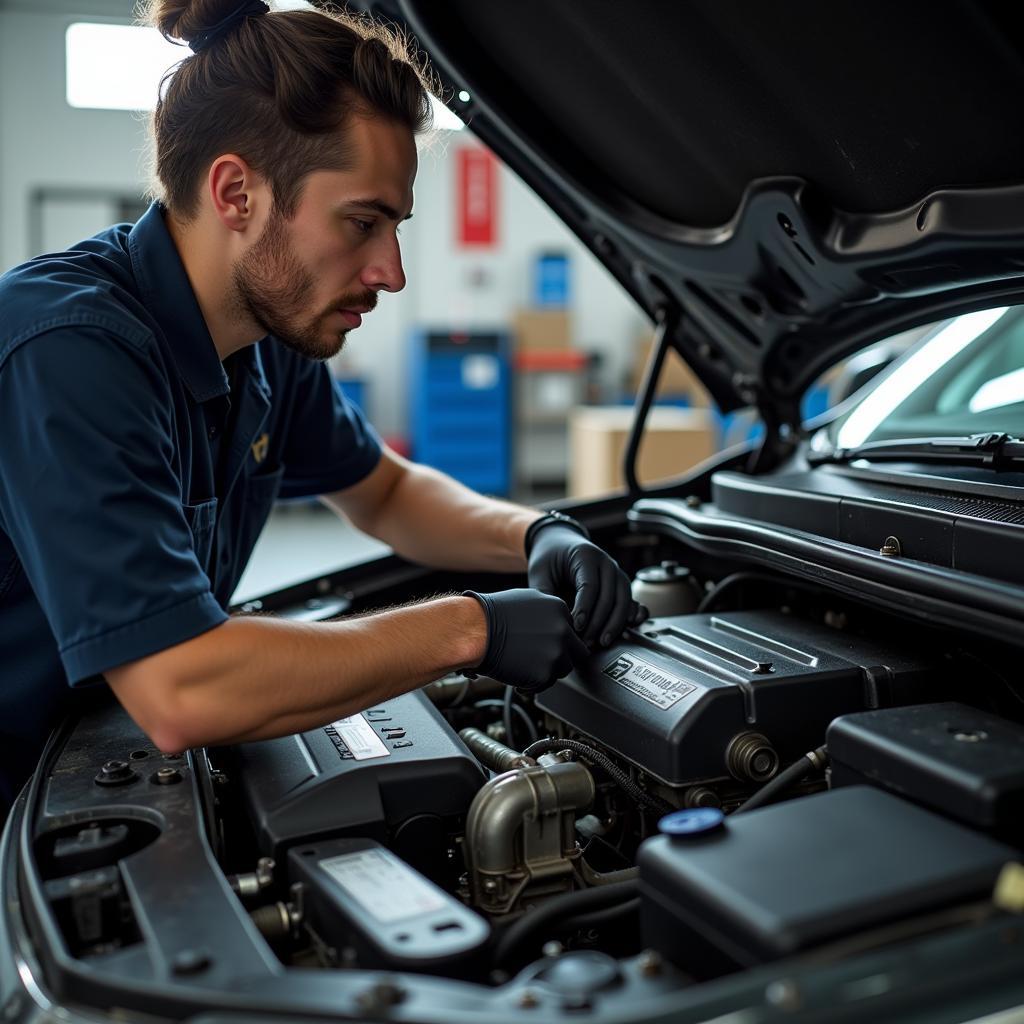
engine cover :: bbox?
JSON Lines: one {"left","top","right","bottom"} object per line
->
{"left": 537, "top": 609, "right": 933, "bottom": 785}
{"left": 232, "top": 689, "right": 486, "bottom": 874}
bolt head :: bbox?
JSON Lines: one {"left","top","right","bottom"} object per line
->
{"left": 95, "top": 760, "right": 137, "bottom": 787}
{"left": 357, "top": 981, "right": 405, "bottom": 1010}
{"left": 638, "top": 949, "right": 662, "bottom": 977}
{"left": 518, "top": 990, "right": 540, "bottom": 1009}
{"left": 171, "top": 948, "right": 211, "bottom": 975}
{"left": 766, "top": 979, "right": 802, "bottom": 1011}
{"left": 953, "top": 729, "right": 988, "bottom": 743}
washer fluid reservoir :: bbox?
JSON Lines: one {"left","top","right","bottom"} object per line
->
{"left": 631, "top": 561, "right": 700, "bottom": 617}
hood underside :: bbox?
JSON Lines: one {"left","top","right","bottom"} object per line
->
{"left": 352, "top": 0, "right": 1024, "bottom": 420}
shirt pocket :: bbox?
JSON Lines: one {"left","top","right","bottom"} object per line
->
{"left": 234, "top": 464, "right": 285, "bottom": 572}
{"left": 181, "top": 496, "right": 218, "bottom": 573}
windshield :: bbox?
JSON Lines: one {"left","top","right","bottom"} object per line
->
{"left": 826, "top": 305, "right": 1024, "bottom": 449}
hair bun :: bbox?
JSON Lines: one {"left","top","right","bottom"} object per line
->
{"left": 145, "top": 0, "right": 256, "bottom": 47}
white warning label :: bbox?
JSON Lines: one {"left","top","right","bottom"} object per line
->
{"left": 602, "top": 653, "right": 697, "bottom": 710}
{"left": 319, "top": 848, "right": 448, "bottom": 923}
{"left": 331, "top": 714, "right": 389, "bottom": 760}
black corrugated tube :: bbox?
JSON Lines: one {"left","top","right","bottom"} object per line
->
{"left": 522, "top": 738, "right": 672, "bottom": 814}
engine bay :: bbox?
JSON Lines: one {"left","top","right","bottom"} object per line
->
{"left": 16, "top": 524, "right": 1024, "bottom": 1021}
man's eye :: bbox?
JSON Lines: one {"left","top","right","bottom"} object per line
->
{"left": 352, "top": 219, "right": 374, "bottom": 234}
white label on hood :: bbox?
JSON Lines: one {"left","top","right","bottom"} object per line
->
{"left": 602, "top": 653, "right": 696, "bottom": 710}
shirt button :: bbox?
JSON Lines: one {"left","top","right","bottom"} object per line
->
{"left": 208, "top": 426, "right": 218, "bottom": 439}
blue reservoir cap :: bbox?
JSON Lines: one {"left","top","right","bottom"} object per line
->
{"left": 658, "top": 807, "right": 725, "bottom": 837}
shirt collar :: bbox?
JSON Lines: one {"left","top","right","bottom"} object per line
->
{"left": 127, "top": 203, "right": 230, "bottom": 403}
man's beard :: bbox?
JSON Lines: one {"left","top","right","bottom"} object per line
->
{"left": 231, "top": 209, "right": 376, "bottom": 362}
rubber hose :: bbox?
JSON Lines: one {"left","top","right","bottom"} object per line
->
{"left": 733, "top": 745, "right": 828, "bottom": 814}
{"left": 503, "top": 686, "right": 515, "bottom": 751}
{"left": 697, "top": 571, "right": 821, "bottom": 614}
{"left": 561, "top": 896, "right": 641, "bottom": 934}
{"left": 473, "top": 698, "right": 538, "bottom": 745}
{"left": 522, "top": 738, "right": 671, "bottom": 813}
{"left": 493, "top": 880, "right": 639, "bottom": 968}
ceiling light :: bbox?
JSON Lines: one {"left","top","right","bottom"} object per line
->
{"left": 67, "top": 19, "right": 464, "bottom": 132}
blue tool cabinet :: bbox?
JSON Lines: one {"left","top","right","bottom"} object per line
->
{"left": 409, "top": 331, "right": 512, "bottom": 496}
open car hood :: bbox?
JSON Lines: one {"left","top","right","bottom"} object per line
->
{"left": 350, "top": 0, "right": 1024, "bottom": 427}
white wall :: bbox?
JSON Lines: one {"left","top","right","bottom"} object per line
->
{"left": 0, "top": 2, "right": 150, "bottom": 271}
{"left": 0, "top": 1, "right": 647, "bottom": 439}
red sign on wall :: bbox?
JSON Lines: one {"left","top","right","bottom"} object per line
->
{"left": 457, "top": 147, "right": 498, "bottom": 247}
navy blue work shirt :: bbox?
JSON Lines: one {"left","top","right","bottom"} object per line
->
{"left": 0, "top": 203, "right": 382, "bottom": 807}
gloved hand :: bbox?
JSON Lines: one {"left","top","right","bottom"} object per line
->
{"left": 527, "top": 520, "right": 648, "bottom": 648}
{"left": 464, "top": 588, "right": 590, "bottom": 693}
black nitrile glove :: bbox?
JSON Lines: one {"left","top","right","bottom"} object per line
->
{"left": 464, "top": 588, "right": 590, "bottom": 693}
{"left": 527, "top": 522, "right": 648, "bottom": 649}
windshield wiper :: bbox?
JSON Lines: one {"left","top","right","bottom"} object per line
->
{"left": 808, "top": 432, "right": 1024, "bottom": 468}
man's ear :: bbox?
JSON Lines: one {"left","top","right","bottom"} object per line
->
{"left": 207, "top": 154, "right": 268, "bottom": 233}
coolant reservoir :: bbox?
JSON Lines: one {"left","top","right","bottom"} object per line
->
{"left": 631, "top": 561, "right": 701, "bottom": 616}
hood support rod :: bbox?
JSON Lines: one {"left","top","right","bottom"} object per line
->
{"left": 624, "top": 308, "right": 677, "bottom": 496}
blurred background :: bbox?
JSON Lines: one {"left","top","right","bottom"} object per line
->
{"left": 0, "top": 0, "right": 873, "bottom": 600}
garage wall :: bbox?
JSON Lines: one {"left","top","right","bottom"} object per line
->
{"left": 0, "top": 0, "right": 647, "bottom": 438}
{"left": 0, "top": 2, "right": 150, "bottom": 272}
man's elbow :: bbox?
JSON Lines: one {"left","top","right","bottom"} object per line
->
{"left": 106, "top": 670, "right": 203, "bottom": 753}
{"left": 104, "top": 637, "right": 224, "bottom": 753}
{"left": 143, "top": 694, "right": 206, "bottom": 755}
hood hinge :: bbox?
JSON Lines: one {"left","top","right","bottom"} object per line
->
{"left": 748, "top": 391, "right": 802, "bottom": 472}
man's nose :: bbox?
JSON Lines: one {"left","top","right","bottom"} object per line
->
{"left": 361, "top": 237, "right": 406, "bottom": 294}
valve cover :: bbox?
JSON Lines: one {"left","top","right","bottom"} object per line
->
{"left": 537, "top": 610, "right": 933, "bottom": 785}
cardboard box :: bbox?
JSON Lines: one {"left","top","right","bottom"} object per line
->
{"left": 568, "top": 406, "right": 717, "bottom": 498}
{"left": 631, "top": 333, "right": 710, "bottom": 406}
{"left": 512, "top": 309, "right": 571, "bottom": 351}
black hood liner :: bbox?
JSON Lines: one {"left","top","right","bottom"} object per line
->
{"left": 408, "top": 1, "right": 1024, "bottom": 228}
{"left": 354, "top": 0, "right": 1024, "bottom": 422}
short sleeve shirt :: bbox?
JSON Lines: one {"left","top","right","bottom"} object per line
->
{"left": 0, "top": 203, "right": 382, "bottom": 806}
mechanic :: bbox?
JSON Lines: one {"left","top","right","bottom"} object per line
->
{"left": 0, "top": 0, "right": 645, "bottom": 811}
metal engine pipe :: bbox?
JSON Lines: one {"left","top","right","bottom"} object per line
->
{"left": 463, "top": 759, "right": 595, "bottom": 914}
{"left": 459, "top": 726, "right": 535, "bottom": 773}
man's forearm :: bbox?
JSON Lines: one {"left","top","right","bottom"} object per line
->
{"left": 105, "top": 596, "right": 487, "bottom": 752}
{"left": 339, "top": 462, "right": 542, "bottom": 573}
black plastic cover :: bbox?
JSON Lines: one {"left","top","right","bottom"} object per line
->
{"left": 537, "top": 610, "right": 931, "bottom": 785}
{"left": 288, "top": 836, "right": 489, "bottom": 975}
{"left": 829, "top": 702, "right": 1024, "bottom": 838}
{"left": 712, "top": 467, "right": 1024, "bottom": 584}
{"left": 638, "top": 786, "right": 1014, "bottom": 976}
{"left": 233, "top": 690, "right": 485, "bottom": 864}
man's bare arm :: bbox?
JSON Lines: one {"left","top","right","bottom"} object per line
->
{"left": 321, "top": 446, "right": 542, "bottom": 573}
{"left": 104, "top": 596, "right": 487, "bottom": 753}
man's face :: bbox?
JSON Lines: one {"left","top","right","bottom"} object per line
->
{"left": 231, "top": 115, "right": 416, "bottom": 361}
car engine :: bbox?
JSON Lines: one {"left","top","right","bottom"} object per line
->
{"left": 22, "top": 543, "right": 1024, "bottom": 1019}
{"left": 194, "top": 554, "right": 1022, "bottom": 987}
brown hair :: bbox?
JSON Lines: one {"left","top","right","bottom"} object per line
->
{"left": 143, "top": 1, "right": 435, "bottom": 220}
